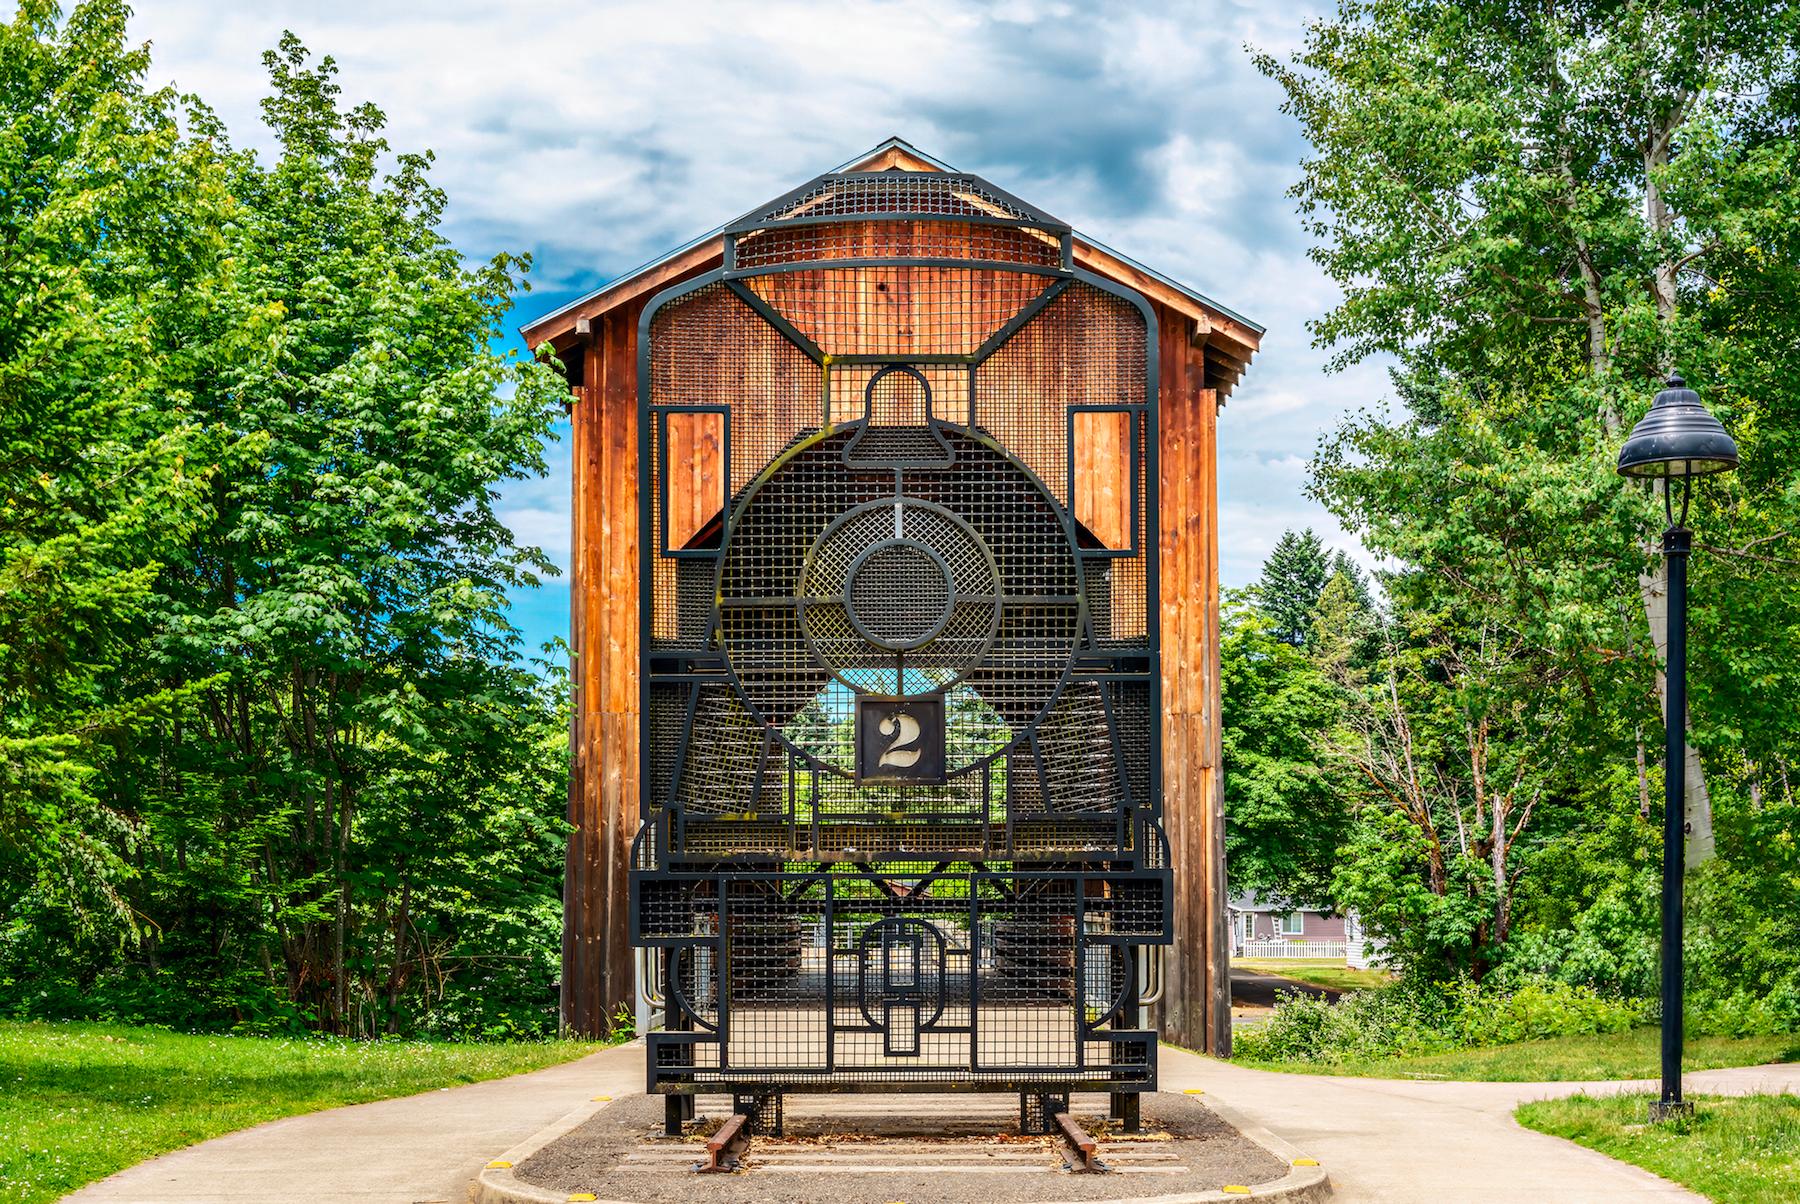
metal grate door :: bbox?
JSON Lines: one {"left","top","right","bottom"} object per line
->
{"left": 633, "top": 169, "right": 1168, "bottom": 1100}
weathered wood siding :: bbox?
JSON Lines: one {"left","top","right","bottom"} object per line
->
{"left": 563, "top": 303, "right": 643, "bottom": 1036}
{"left": 1155, "top": 311, "right": 1230, "bottom": 1054}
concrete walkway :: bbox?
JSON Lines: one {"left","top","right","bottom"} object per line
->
{"left": 1160, "top": 1047, "right": 1800, "bottom": 1202}
{"left": 61, "top": 1040, "right": 1800, "bottom": 1203}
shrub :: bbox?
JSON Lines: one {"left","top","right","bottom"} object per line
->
{"left": 1686, "top": 977, "right": 1800, "bottom": 1038}
{"left": 1233, "top": 976, "right": 1646, "bottom": 1065}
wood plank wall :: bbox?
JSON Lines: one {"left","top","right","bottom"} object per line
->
{"left": 1155, "top": 306, "right": 1231, "bottom": 1055}
{"left": 563, "top": 302, "right": 644, "bottom": 1036}
{"left": 1072, "top": 409, "right": 1132, "bottom": 551}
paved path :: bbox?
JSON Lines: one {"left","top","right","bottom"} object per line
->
{"left": 61, "top": 1039, "right": 1800, "bottom": 1202}
{"left": 1160, "top": 1047, "right": 1800, "bottom": 1202}
{"left": 1230, "top": 967, "right": 1343, "bottom": 1009}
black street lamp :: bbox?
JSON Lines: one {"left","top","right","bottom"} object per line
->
{"left": 1616, "top": 373, "right": 1739, "bottom": 1123}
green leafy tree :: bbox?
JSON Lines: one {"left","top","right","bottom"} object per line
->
{"left": 0, "top": 13, "right": 575, "bottom": 1037}
{"left": 116, "top": 35, "right": 570, "bottom": 1033}
{"left": 1324, "top": 595, "right": 1570, "bottom": 979}
{"left": 1220, "top": 594, "right": 1348, "bottom": 907}
{"left": 1253, "top": 0, "right": 1800, "bottom": 1003}
{"left": 0, "top": 0, "right": 241, "bottom": 915}
{"left": 1256, "top": 0, "right": 1800, "bottom": 866}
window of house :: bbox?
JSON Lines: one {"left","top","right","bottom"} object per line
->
{"left": 1278, "top": 912, "right": 1305, "bottom": 937}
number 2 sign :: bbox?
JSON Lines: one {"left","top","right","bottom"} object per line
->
{"left": 855, "top": 695, "right": 948, "bottom": 785}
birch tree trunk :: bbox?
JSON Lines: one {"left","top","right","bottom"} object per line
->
{"left": 1636, "top": 548, "right": 1717, "bottom": 863}
{"left": 1570, "top": 79, "right": 1715, "bottom": 865}
{"left": 1637, "top": 93, "right": 1716, "bottom": 865}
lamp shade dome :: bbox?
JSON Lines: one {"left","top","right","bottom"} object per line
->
{"left": 1616, "top": 375, "right": 1740, "bottom": 479}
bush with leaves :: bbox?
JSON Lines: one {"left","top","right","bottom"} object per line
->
{"left": 1234, "top": 978, "right": 1646, "bottom": 1066}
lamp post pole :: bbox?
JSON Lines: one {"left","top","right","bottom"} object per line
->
{"left": 1655, "top": 522, "right": 1691, "bottom": 1122}
{"left": 1614, "top": 372, "right": 1737, "bottom": 1126}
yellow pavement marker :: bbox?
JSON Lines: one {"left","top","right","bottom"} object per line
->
{"left": 1223, "top": 1186, "right": 1252, "bottom": 1195}
{"left": 1293, "top": 1157, "right": 1319, "bottom": 1166}
{"left": 1182, "top": 1087, "right": 1205, "bottom": 1094}
{"left": 485, "top": 1160, "right": 512, "bottom": 1169}
{"left": 592, "top": 1094, "right": 612, "bottom": 1101}
{"left": 568, "top": 1195, "right": 598, "bottom": 1202}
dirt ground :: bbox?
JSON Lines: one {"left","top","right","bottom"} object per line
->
{"left": 517, "top": 1092, "right": 1287, "bottom": 1203}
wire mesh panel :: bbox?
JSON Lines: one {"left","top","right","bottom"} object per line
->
{"left": 635, "top": 168, "right": 1165, "bottom": 1101}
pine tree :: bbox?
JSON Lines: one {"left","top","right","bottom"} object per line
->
{"left": 1309, "top": 570, "right": 1370, "bottom": 682}
{"left": 1255, "top": 529, "right": 1331, "bottom": 645}
{"left": 1328, "top": 549, "right": 1374, "bottom": 613}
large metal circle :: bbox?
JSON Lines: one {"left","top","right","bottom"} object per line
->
{"left": 716, "top": 427, "right": 1083, "bottom": 777}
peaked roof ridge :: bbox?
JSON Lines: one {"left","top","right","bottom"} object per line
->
{"left": 519, "top": 137, "right": 1265, "bottom": 361}
{"left": 831, "top": 135, "right": 956, "bottom": 174}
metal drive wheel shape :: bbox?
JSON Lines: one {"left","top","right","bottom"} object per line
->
{"left": 799, "top": 497, "right": 1002, "bottom": 693}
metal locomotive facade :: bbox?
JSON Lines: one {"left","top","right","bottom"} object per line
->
{"left": 630, "top": 167, "right": 1170, "bottom": 1124}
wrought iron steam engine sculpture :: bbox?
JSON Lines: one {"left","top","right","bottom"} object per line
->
{"left": 631, "top": 169, "right": 1169, "bottom": 1135}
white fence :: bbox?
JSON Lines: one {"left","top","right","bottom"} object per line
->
{"left": 1237, "top": 939, "right": 1346, "bottom": 960}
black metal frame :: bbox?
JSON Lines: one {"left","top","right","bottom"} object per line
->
{"left": 633, "top": 167, "right": 1164, "bottom": 1108}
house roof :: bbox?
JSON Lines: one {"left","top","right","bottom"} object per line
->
{"left": 519, "top": 136, "right": 1263, "bottom": 396}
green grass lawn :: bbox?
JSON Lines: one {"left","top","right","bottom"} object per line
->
{"left": 1236, "top": 1027, "right": 1800, "bottom": 1081}
{"left": 1231, "top": 958, "right": 1396, "bottom": 993}
{"left": 1516, "top": 1092, "right": 1800, "bottom": 1202}
{"left": 0, "top": 1020, "right": 600, "bottom": 1204}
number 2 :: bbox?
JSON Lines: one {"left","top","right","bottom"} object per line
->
{"left": 877, "top": 711, "right": 923, "bottom": 768}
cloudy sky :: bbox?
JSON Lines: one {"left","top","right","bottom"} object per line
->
{"left": 126, "top": 0, "right": 1391, "bottom": 654}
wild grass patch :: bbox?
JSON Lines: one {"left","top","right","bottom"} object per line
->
{"left": 1516, "top": 1092, "right": 1800, "bottom": 1202}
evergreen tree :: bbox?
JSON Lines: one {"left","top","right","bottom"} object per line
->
{"left": 1308, "top": 570, "right": 1371, "bottom": 682}
{"left": 1255, "top": 529, "right": 1332, "bottom": 646}
{"left": 1328, "top": 550, "right": 1374, "bottom": 612}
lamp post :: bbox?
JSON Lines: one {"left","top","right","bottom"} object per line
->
{"left": 1615, "top": 373, "right": 1739, "bottom": 1123}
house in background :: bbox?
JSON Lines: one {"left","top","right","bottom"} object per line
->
{"left": 1229, "top": 892, "right": 1384, "bottom": 968}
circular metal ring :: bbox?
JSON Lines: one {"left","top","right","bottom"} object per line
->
{"left": 716, "top": 427, "right": 1087, "bottom": 778}
{"left": 796, "top": 495, "right": 1005, "bottom": 699}
{"left": 842, "top": 538, "right": 956, "bottom": 651}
